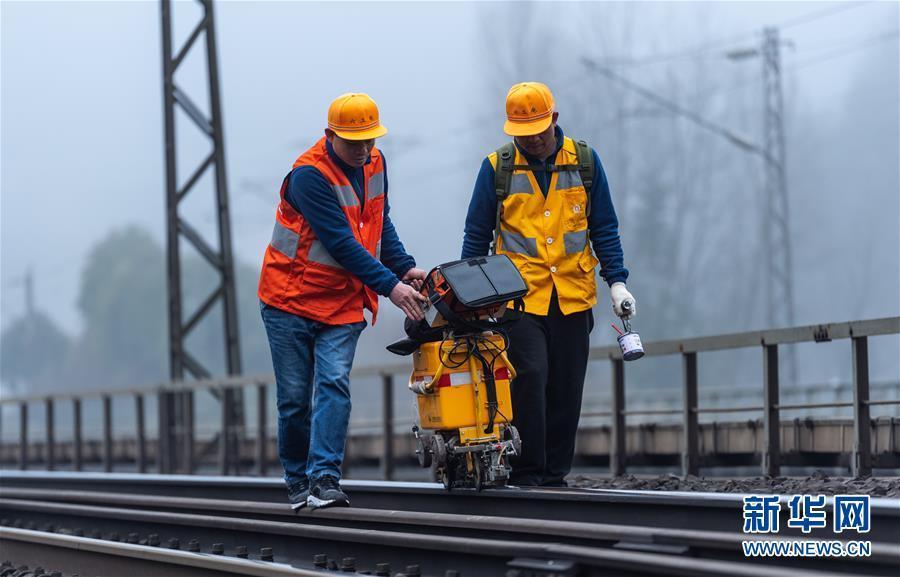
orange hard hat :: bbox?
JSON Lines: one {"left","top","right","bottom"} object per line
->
{"left": 327, "top": 93, "right": 388, "bottom": 140}
{"left": 504, "top": 82, "right": 555, "bottom": 136}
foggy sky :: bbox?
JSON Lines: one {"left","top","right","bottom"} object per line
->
{"left": 2, "top": 1, "right": 898, "bottom": 363}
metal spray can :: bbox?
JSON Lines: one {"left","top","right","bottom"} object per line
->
{"left": 615, "top": 301, "right": 644, "bottom": 361}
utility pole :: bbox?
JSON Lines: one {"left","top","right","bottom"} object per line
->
{"left": 160, "top": 0, "right": 243, "bottom": 474}
{"left": 729, "top": 28, "right": 796, "bottom": 384}
{"left": 761, "top": 27, "right": 796, "bottom": 384}
{"left": 584, "top": 36, "right": 798, "bottom": 383}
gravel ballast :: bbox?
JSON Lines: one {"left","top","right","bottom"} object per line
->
{"left": 571, "top": 471, "right": 900, "bottom": 498}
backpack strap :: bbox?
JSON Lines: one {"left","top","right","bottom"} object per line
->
{"left": 573, "top": 139, "right": 594, "bottom": 217}
{"left": 491, "top": 142, "right": 516, "bottom": 255}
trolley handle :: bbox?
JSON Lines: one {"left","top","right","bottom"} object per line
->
{"left": 496, "top": 350, "right": 517, "bottom": 381}
{"left": 408, "top": 346, "right": 454, "bottom": 395}
{"left": 408, "top": 337, "right": 518, "bottom": 395}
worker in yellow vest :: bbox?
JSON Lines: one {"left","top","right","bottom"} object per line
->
{"left": 461, "top": 82, "right": 635, "bottom": 486}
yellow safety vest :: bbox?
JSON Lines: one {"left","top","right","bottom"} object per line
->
{"left": 489, "top": 136, "right": 600, "bottom": 316}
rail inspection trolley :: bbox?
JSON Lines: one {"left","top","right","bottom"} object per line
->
{"left": 388, "top": 255, "right": 527, "bottom": 490}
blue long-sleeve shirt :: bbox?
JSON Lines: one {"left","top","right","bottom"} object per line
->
{"left": 461, "top": 126, "right": 628, "bottom": 286}
{"left": 285, "top": 139, "right": 415, "bottom": 296}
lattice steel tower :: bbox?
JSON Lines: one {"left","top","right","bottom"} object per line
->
{"left": 762, "top": 27, "right": 796, "bottom": 384}
{"left": 160, "top": 0, "right": 242, "bottom": 473}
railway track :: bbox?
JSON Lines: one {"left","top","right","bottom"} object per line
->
{"left": 1, "top": 472, "right": 897, "bottom": 576}
{"left": 4, "top": 472, "right": 898, "bottom": 539}
{"left": 1, "top": 526, "right": 324, "bottom": 577}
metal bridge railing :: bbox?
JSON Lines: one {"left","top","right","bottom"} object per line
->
{"left": 595, "top": 317, "right": 899, "bottom": 478}
{"left": 1, "top": 317, "right": 898, "bottom": 478}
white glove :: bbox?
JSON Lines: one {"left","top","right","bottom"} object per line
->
{"left": 610, "top": 282, "right": 636, "bottom": 320}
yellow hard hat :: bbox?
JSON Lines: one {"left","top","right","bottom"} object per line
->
{"left": 504, "top": 82, "right": 555, "bottom": 136}
{"left": 327, "top": 93, "right": 388, "bottom": 140}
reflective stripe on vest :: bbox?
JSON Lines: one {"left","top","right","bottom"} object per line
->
{"left": 488, "top": 136, "right": 598, "bottom": 316}
{"left": 563, "top": 229, "right": 587, "bottom": 255}
{"left": 332, "top": 184, "right": 359, "bottom": 207}
{"left": 368, "top": 172, "right": 385, "bottom": 199}
{"left": 500, "top": 229, "right": 538, "bottom": 258}
{"left": 271, "top": 221, "right": 299, "bottom": 258}
{"left": 556, "top": 169, "right": 583, "bottom": 191}
{"left": 308, "top": 239, "right": 344, "bottom": 269}
{"left": 509, "top": 173, "right": 534, "bottom": 195}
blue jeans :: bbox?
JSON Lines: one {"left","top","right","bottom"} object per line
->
{"left": 260, "top": 302, "right": 365, "bottom": 491}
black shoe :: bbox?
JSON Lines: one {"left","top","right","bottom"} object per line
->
{"left": 540, "top": 478, "right": 569, "bottom": 488}
{"left": 288, "top": 480, "right": 310, "bottom": 511}
{"left": 508, "top": 475, "right": 542, "bottom": 487}
{"left": 307, "top": 475, "right": 349, "bottom": 509}
{"left": 506, "top": 478, "right": 541, "bottom": 487}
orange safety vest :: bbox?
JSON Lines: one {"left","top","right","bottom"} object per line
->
{"left": 257, "top": 137, "right": 386, "bottom": 325}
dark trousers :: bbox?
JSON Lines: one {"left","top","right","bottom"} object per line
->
{"left": 506, "top": 292, "right": 594, "bottom": 486}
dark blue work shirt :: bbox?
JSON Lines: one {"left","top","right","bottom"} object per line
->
{"left": 461, "top": 126, "right": 628, "bottom": 286}
{"left": 284, "top": 139, "right": 415, "bottom": 297}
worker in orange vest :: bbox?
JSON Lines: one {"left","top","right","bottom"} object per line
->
{"left": 259, "top": 93, "right": 426, "bottom": 509}
{"left": 462, "top": 82, "right": 635, "bottom": 486}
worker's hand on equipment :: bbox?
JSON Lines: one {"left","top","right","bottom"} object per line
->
{"left": 610, "top": 282, "right": 636, "bottom": 320}
{"left": 401, "top": 267, "right": 427, "bottom": 291}
{"left": 390, "top": 281, "right": 427, "bottom": 321}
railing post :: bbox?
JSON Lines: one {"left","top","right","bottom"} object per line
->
{"left": 219, "top": 387, "right": 232, "bottom": 475}
{"left": 610, "top": 359, "right": 626, "bottom": 477}
{"left": 256, "top": 383, "right": 267, "bottom": 477}
{"left": 380, "top": 373, "right": 394, "bottom": 481}
{"left": 682, "top": 352, "right": 699, "bottom": 477}
{"left": 45, "top": 398, "right": 55, "bottom": 471}
{"left": 182, "top": 390, "right": 195, "bottom": 474}
{"left": 852, "top": 336, "right": 871, "bottom": 477}
{"left": 18, "top": 402, "right": 28, "bottom": 470}
{"left": 73, "top": 399, "right": 82, "bottom": 471}
{"left": 157, "top": 390, "right": 170, "bottom": 474}
{"left": 135, "top": 394, "right": 146, "bottom": 474}
{"left": 763, "top": 344, "right": 781, "bottom": 477}
{"left": 102, "top": 395, "right": 113, "bottom": 473}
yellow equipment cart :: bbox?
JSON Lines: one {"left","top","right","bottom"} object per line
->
{"left": 388, "top": 255, "right": 527, "bottom": 490}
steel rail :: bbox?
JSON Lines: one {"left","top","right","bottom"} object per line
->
{"left": 0, "top": 526, "right": 325, "bottom": 576}
{"left": 2, "top": 472, "right": 898, "bottom": 542}
{"left": 0, "top": 499, "right": 867, "bottom": 577}
{"left": 2, "top": 487, "right": 898, "bottom": 573}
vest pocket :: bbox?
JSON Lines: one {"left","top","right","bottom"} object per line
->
{"left": 561, "top": 190, "right": 588, "bottom": 230}
{"left": 578, "top": 251, "right": 600, "bottom": 273}
{"left": 301, "top": 264, "right": 349, "bottom": 290}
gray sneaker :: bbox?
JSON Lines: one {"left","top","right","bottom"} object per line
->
{"left": 307, "top": 475, "right": 349, "bottom": 509}
{"left": 288, "top": 480, "right": 310, "bottom": 511}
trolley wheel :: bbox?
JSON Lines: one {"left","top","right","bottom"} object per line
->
{"left": 416, "top": 435, "right": 431, "bottom": 468}
{"left": 506, "top": 425, "right": 522, "bottom": 455}
{"left": 473, "top": 458, "right": 485, "bottom": 492}
{"left": 432, "top": 434, "right": 447, "bottom": 467}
